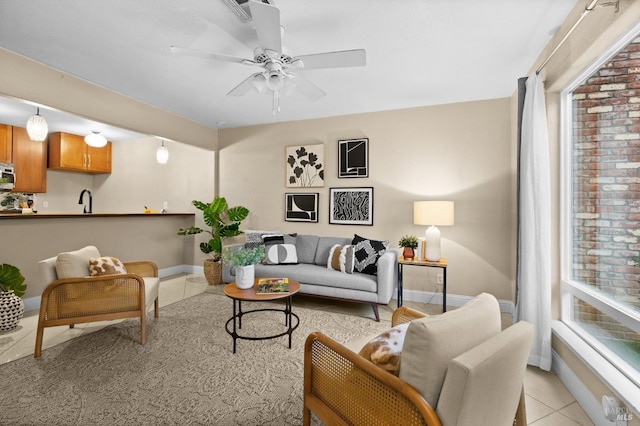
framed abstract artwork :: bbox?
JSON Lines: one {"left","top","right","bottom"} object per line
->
{"left": 286, "top": 144, "right": 324, "bottom": 187}
{"left": 285, "top": 193, "right": 319, "bottom": 222}
{"left": 329, "top": 187, "right": 374, "bottom": 226}
{"left": 338, "top": 138, "right": 369, "bottom": 178}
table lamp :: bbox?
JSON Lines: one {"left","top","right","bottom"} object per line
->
{"left": 413, "top": 201, "right": 454, "bottom": 261}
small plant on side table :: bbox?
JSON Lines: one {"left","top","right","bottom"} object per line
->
{"left": 398, "top": 235, "right": 419, "bottom": 261}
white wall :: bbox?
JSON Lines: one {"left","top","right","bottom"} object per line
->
{"left": 219, "top": 98, "right": 515, "bottom": 300}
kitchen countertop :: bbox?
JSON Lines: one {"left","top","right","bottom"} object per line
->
{"left": 0, "top": 212, "right": 195, "bottom": 218}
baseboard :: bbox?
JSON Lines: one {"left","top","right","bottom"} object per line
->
{"left": 400, "top": 288, "right": 516, "bottom": 316}
{"left": 552, "top": 348, "right": 605, "bottom": 426}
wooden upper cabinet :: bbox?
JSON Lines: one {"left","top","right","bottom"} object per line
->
{"left": 48, "top": 132, "right": 111, "bottom": 173}
{"left": 12, "top": 126, "right": 47, "bottom": 193}
{"left": 0, "top": 124, "right": 12, "bottom": 163}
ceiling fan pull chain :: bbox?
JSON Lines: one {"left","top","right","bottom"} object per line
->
{"left": 272, "top": 90, "right": 281, "bottom": 115}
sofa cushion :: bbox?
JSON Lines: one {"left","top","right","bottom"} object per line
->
{"left": 315, "top": 236, "right": 351, "bottom": 265}
{"left": 327, "top": 244, "right": 355, "bottom": 273}
{"left": 295, "top": 234, "right": 321, "bottom": 264}
{"left": 56, "top": 246, "right": 102, "bottom": 279}
{"left": 358, "top": 323, "right": 409, "bottom": 376}
{"left": 398, "top": 293, "right": 501, "bottom": 407}
{"left": 264, "top": 243, "right": 298, "bottom": 265}
{"left": 89, "top": 256, "right": 127, "bottom": 276}
{"left": 351, "top": 234, "right": 389, "bottom": 275}
{"left": 254, "top": 263, "right": 377, "bottom": 293}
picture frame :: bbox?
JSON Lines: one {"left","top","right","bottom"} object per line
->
{"left": 285, "top": 193, "right": 319, "bottom": 223}
{"left": 329, "top": 187, "right": 374, "bottom": 226}
{"left": 286, "top": 144, "right": 324, "bottom": 187}
{"left": 338, "top": 138, "right": 369, "bottom": 178}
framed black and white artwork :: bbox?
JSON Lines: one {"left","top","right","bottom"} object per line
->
{"left": 329, "top": 187, "right": 373, "bottom": 226}
{"left": 285, "top": 193, "right": 319, "bottom": 223}
{"left": 338, "top": 138, "right": 368, "bottom": 178}
{"left": 286, "top": 144, "right": 325, "bottom": 187}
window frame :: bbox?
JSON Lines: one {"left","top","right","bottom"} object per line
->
{"left": 560, "top": 21, "right": 640, "bottom": 390}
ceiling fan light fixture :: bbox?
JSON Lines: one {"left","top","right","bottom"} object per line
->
{"left": 250, "top": 73, "right": 267, "bottom": 93}
{"left": 85, "top": 131, "right": 107, "bottom": 148}
{"left": 26, "top": 107, "right": 48, "bottom": 141}
{"left": 266, "top": 71, "right": 284, "bottom": 91}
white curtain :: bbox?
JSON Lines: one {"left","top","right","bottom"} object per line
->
{"left": 517, "top": 72, "right": 552, "bottom": 371}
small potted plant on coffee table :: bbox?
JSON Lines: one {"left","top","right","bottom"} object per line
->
{"left": 222, "top": 246, "right": 265, "bottom": 289}
{"left": 398, "top": 235, "right": 419, "bottom": 261}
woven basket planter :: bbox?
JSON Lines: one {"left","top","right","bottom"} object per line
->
{"left": 0, "top": 291, "right": 24, "bottom": 331}
{"left": 203, "top": 259, "right": 223, "bottom": 285}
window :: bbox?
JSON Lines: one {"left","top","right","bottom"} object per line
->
{"left": 561, "top": 27, "right": 640, "bottom": 387}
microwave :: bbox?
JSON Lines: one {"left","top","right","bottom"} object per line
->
{"left": 0, "top": 163, "right": 15, "bottom": 191}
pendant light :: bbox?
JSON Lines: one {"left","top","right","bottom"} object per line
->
{"left": 85, "top": 131, "right": 107, "bottom": 148}
{"left": 26, "top": 107, "right": 48, "bottom": 141}
{"left": 156, "top": 140, "right": 169, "bottom": 164}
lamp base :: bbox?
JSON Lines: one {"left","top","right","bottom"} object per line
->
{"left": 424, "top": 225, "right": 441, "bottom": 261}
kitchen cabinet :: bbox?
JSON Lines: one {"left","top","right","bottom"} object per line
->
{"left": 48, "top": 132, "right": 111, "bottom": 173}
{"left": 0, "top": 124, "right": 12, "bottom": 163}
{"left": 12, "top": 126, "right": 47, "bottom": 193}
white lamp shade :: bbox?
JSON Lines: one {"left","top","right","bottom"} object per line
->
{"left": 85, "top": 131, "right": 107, "bottom": 148}
{"left": 413, "top": 201, "right": 455, "bottom": 226}
{"left": 26, "top": 109, "right": 48, "bottom": 141}
{"left": 156, "top": 142, "right": 169, "bottom": 164}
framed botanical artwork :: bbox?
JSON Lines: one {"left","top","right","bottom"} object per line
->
{"left": 329, "top": 187, "right": 374, "bottom": 226}
{"left": 338, "top": 138, "right": 369, "bottom": 178}
{"left": 286, "top": 144, "right": 324, "bottom": 187}
{"left": 285, "top": 193, "right": 319, "bottom": 222}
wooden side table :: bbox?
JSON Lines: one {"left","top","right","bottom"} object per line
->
{"left": 397, "top": 257, "right": 448, "bottom": 312}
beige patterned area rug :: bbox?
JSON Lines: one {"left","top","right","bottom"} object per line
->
{"left": 3, "top": 293, "right": 389, "bottom": 426}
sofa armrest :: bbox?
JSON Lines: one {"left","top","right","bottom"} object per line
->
{"left": 374, "top": 249, "right": 398, "bottom": 304}
{"left": 303, "top": 331, "right": 440, "bottom": 426}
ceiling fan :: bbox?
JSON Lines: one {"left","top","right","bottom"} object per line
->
{"left": 171, "top": 0, "right": 366, "bottom": 115}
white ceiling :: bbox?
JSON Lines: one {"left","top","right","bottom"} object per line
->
{"left": 0, "top": 0, "right": 577, "bottom": 140}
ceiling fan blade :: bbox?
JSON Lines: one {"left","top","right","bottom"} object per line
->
{"left": 292, "top": 49, "right": 366, "bottom": 69}
{"left": 290, "top": 74, "right": 326, "bottom": 101}
{"left": 248, "top": 0, "right": 282, "bottom": 53}
{"left": 170, "top": 46, "right": 252, "bottom": 65}
{"left": 227, "top": 73, "right": 265, "bottom": 96}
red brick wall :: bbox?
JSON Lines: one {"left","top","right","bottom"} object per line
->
{"left": 572, "top": 37, "right": 640, "bottom": 341}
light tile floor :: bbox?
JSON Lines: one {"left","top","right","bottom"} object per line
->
{"left": 0, "top": 274, "right": 593, "bottom": 425}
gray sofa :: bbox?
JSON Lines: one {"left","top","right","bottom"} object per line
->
{"left": 223, "top": 234, "right": 398, "bottom": 321}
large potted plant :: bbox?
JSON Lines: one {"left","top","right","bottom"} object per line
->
{"left": 178, "top": 197, "right": 249, "bottom": 285}
{"left": 222, "top": 246, "right": 265, "bottom": 289}
{"left": 0, "top": 263, "right": 27, "bottom": 331}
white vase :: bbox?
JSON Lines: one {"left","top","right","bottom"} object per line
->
{"left": 235, "top": 265, "right": 255, "bottom": 289}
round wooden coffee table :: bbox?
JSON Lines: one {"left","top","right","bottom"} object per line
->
{"left": 223, "top": 278, "right": 300, "bottom": 354}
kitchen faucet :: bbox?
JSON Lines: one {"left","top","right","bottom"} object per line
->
{"left": 78, "top": 189, "right": 92, "bottom": 214}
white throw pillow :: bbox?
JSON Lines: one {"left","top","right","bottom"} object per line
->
{"left": 264, "top": 243, "right": 298, "bottom": 265}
